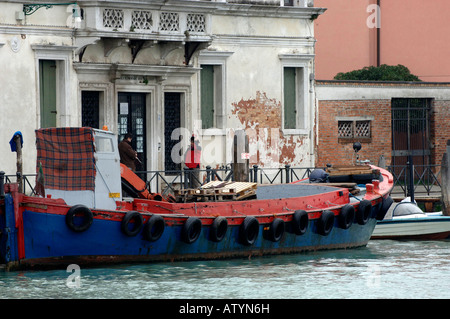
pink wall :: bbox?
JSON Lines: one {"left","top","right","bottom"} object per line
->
{"left": 315, "top": 0, "right": 450, "bottom": 82}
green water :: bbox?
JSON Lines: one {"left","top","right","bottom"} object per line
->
{"left": 0, "top": 240, "right": 449, "bottom": 299}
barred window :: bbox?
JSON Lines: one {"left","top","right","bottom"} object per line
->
{"left": 338, "top": 120, "right": 371, "bottom": 138}
{"left": 355, "top": 120, "right": 371, "bottom": 138}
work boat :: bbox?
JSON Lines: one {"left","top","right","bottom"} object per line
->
{"left": 0, "top": 128, "right": 394, "bottom": 270}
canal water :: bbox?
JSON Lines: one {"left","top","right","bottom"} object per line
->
{"left": 0, "top": 240, "right": 448, "bottom": 300}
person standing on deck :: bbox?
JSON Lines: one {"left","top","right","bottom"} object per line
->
{"left": 119, "top": 133, "right": 138, "bottom": 171}
{"left": 185, "top": 135, "right": 202, "bottom": 188}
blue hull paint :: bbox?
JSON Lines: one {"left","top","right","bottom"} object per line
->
{"left": 19, "top": 208, "right": 378, "bottom": 267}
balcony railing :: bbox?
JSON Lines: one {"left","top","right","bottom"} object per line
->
{"left": 81, "top": 6, "right": 212, "bottom": 41}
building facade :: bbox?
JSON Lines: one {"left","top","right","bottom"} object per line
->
{"left": 0, "top": 0, "right": 325, "bottom": 183}
{"left": 315, "top": 81, "right": 450, "bottom": 173}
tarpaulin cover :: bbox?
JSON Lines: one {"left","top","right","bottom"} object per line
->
{"left": 35, "top": 127, "right": 96, "bottom": 191}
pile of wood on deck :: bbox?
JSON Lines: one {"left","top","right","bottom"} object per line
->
{"left": 173, "top": 181, "right": 257, "bottom": 202}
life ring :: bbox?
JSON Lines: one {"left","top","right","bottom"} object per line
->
{"left": 356, "top": 200, "right": 372, "bottom": 225}
{"left": 65, "top": 204, "right": 93, "bottom": 232}
{"left": 239, "top": 216, "right": 259, "bottom": 246}
{"left": 143, "top": 215, "right": 165, "bottom": 242}
{"left": 338, "top": 204, "right": 355, "bottom": 229}
{"left": 317, "top": 210, "right": 334, "bottom": 236}
{"left": 181, "top": 217, "right": 202, "bottom": 244}
{"left": 291, "top": 210, "right": 308, "bottom": 235}
{"left": 266, "top": 218, "right": 285, "bottom": 242}
{"left": 376, "top": 196, "right": 393, "bottom": 220}
{"left": 121, "top": 211, "right": 144, "bottom": 237}
{"left": 210, "top": 216, "right": 228, "bottom": 242}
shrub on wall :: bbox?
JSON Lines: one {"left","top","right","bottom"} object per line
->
{"left": 334, "top": 64, "right": 421, "bottom": 82}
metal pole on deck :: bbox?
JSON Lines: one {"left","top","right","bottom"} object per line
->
{"left": 407, "top": 155, "right": 414, "bottom": 204}
{"left": 14, "top": 134, "right": 23, "bottom": 193}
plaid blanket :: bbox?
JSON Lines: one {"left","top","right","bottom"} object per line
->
{"left": 35, "top": 127, "right": 96, "bottom": 191}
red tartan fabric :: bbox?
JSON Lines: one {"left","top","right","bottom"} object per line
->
{"left": 35, "top": 127, "right": 96, "bottom": 191}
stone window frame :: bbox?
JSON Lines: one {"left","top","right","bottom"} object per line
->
{"left": 198, "top": 50, "right": 234, "bottom": 135}
{"left": 32, "top": 44, "right": 76, "bottom": 128}
{"left": 279, "top": 54, "right": 314, "bottom": 136}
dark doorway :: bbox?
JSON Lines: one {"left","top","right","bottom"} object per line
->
{"left": 391, "top": 98, "right": 432, "bottom": 176}
{"left": 118, "top": 92, "right": 147, "bottom": 172}
{"left": 82, "top": 91, "right": 100, "bottom": 128}
{"left": 164, "top": 92, "right": 182, "bottom": 173}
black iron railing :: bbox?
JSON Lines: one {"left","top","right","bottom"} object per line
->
{"left": 1, "top": 163, "right": 442, "bottom": 198}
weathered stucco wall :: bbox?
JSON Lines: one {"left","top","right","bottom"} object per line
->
{"left": 0, "top": 0, "right": 322, "bottom": 186}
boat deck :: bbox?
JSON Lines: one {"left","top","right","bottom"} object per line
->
{"left": 255, "top": 183, "right": 342, "bottom": 200}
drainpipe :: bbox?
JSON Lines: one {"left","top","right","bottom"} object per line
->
{"left": 377, "top": 0, "right": 380, "bottom": 66}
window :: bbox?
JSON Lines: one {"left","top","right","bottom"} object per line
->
{"left": 198, "top": 51, "right": 233, "bottom": 131}
{"left": 200, "top": 64, "right": 214, "bottom": 129}
{"left": 95, "top": 136, "right": 114, "bottom": 153}
{"left": 283, "top": 66, "right": 307, "bottom": 131}
{"left": 338, "top": 119, "right": 372, "bottom": 139}
{"left": 284, "top": 67, "right": 297, "bottom": 129}
{"left": 279, "top": 54, "right": 313, "bottom": 134}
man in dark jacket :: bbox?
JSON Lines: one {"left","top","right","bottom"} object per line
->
{"left": 118, "top": 133, "right": 137, "bottom": 171}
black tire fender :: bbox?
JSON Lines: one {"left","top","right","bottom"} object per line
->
{"left": 291, "top": 210, "right": 308, "bottom": 235}
{"left": 239, "top": 216, "right": 259, "bottom": 246}
{"left": 143, "top": 215, "right": 165, "bottom": 242}
{"left": 210, "top": 216, "right": 228, "bottom": 242}
{"left": 266, "top": 218, "right": 285, "bottom": 242}
{"left": 356, "top": 200, "right": 372, "bottom": 225}
{"left": 181, "top": 217, "right": 202, "bottom": 244}
{"left": 65, "top": 204, "right": 93, "bottom": 232}
{"left": 317, "top": 210, "right": 335, "bottom": 236}
{"left": 376, "top": 196, "right": 393, "bottom": 220}
{"left": 121, "top": 211, "right": 144, "bottom": 237}
{"left": 338, "top": 204, "right": 355, "bottom": 229}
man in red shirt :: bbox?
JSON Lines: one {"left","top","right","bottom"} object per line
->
{"left": 185, "top": 135, "right": 202, "bottom": 188}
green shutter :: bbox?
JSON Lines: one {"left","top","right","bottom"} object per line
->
{"left": 284, "top": 67, "right": 296, "bottom": 129}
{"left": 39, "top": 60, "right": 57, "bottom": 128}
{"left": 200, "top": 65, "right": 214, "bottom": 129}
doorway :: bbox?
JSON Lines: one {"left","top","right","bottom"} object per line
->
{"left": 164, "top": 92, "right": 182, "bottom": 173}
{"left": 81, "top": 91, "right": 100, "bottom": 129}
{"left": 391, "top": 98, "right": 432, "bottom": 175}
{"left": 118, "top": 92, "right": 147, "bottom": 172}
{"left": 39, "top": 60, "right": 57, "bottom": 128}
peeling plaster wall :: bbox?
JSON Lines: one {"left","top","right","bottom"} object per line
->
{"left": 202, "top": 12, "right": 316, "bottom": 169}
{"left": 230, "top": 91, "right": 308, "bottom": 167}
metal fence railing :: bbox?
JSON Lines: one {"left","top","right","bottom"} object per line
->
{"left": 387, "top": 164, "right": 441, "bottom": 197}
{"left": 1, "top": 163, "right": 442, "bottom": 199}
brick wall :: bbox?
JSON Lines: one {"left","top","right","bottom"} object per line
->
{"left": 316, "top": 81, "right": 450, "bottom": 171}
{"left": 431, "top": 100, "right": 450, "bottom": 165}
{"left": 317, "top": 99, "right": 392, "bottom": 167}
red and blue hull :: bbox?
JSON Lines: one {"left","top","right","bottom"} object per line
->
{"left": 0, "top": 169, "right": 393, "bottom": 270}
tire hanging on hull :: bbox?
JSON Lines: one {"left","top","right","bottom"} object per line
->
{"left": 181, "top": 217, "right": 202, "bottom": 244}
{"left": 317, "top": 210, "right": 334, "bottom": 236}
{"left": 291, "top": 210, "right": 308, "bottom": 235}
{"left": 121, "top": 211, "right": 144, "bottom": 237}
{"left": 239, "top": 216, "right": 259, "bottom": 246}
{"left": 65, "top": 205, "right": 93, "bottom": 233}
{"left": 143, "top": 215, "right": 165, "bottom": 242}
{"left": 210, "top": 216, "right": 228, "bottom": 242}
